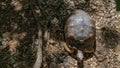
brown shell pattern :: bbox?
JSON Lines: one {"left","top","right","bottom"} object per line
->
{"left": 64, "top": 10, "right": 96, "bottom": 53}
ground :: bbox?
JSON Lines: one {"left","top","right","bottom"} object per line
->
{"left": 0, "top": 0, "right": 120, "bottom": 68}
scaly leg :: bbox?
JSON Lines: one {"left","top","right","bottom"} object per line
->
{"left": 63, "top": 42, "right": 74, "bottom": 54}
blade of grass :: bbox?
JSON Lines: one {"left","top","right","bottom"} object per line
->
{"left": 115, "top": 0, "right": 120, "bottom": 11}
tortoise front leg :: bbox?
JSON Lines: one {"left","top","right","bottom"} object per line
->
{"left": 63, "top": 42, "right": 74, "bottom": 54}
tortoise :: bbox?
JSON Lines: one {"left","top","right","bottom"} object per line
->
{"left": 64, "top": 10, "right": 96, "bottom": 60}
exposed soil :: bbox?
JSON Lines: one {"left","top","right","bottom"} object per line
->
{"left": 0, "top": 0, "right": 120, "bottom": 68}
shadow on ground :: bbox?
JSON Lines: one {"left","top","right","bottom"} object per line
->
{"left": 101, "top": 27, "right": 120, "bottom": 49}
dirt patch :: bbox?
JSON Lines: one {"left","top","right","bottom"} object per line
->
{"left": 0, "top": 0, "right": 120, "bottom": 68}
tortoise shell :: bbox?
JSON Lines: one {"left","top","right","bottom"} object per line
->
{"left": 64, "top": 10, "right": 96, "bottom": 53}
